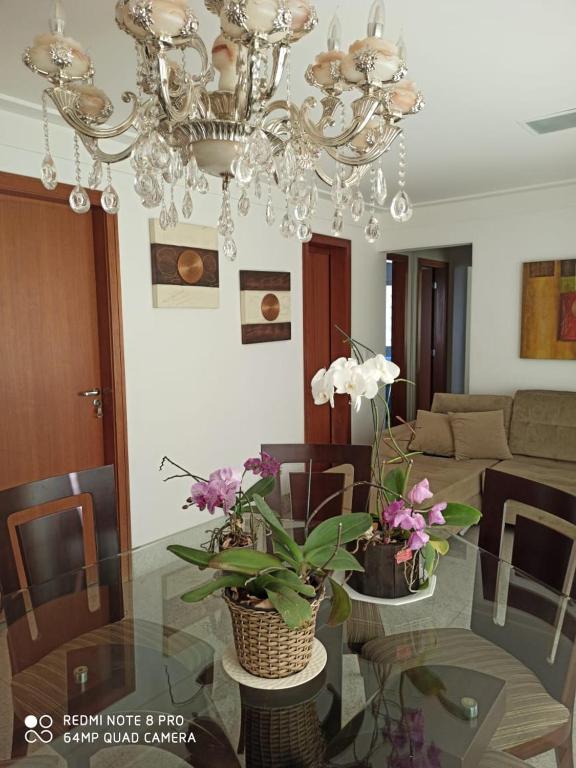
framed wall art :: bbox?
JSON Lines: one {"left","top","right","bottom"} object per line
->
{"left": 521, "top": 258, "right": 576, "bottom": 359}
{"left": 239, "top": 270, "right": 291, "bottom": 344}
{"left": 150, "top": 220, "right": 219, "bottom": 309}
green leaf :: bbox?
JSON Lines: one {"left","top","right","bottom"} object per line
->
{"left": 273, "top": 541, "right": 300, "bottom": 568}
{"left": 306, "top": 546, "right": 365, "bottom": 572}
{"left": 167, "top": 545, "right": 212, "bottom": 569}
{"left": 441, "top": 503, "right": 481, "bottom": 528}
{"left": 302, "top": 513, "right": 372, "bottom": 554}
{"left": 181, "top": 574, "right": 247, "bottom": 602}
{"left": 427, "top": 533, "right": 449, "bottom": 556}
{"left": 422, "top": 541, "right": 436, "bottom": 579}
{"left": 327, "top": 577, "right": 352, "bottom": 627}
{"left": 252, "top": 494, "right": 303, "bottom": 564}
{"left": 265, "top": 586, "right": 313, "bottom": 629}
{"left": 242, "top": 476, "right": 276, "bottom": 503}
{"left": 208, "top": 548, "right": 283, "bottom": 575}
{"left": 381, "top": 467, "right": 407, "bottom": 500}
{"left": 252, "top": 572, "right": 316, "bottom": 598}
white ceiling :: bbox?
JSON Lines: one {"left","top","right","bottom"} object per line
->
{"left": 1, "top": 0, "right": 575, "bottom": 203}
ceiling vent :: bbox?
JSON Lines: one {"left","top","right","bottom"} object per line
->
{"left": 523, "top": 110, "right": 576, "bottom": 135}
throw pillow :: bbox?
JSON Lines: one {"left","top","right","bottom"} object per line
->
{"left": 449, "top": 410, "right": 513, "bottom": 461}
{"left": 409, "top": 410, "right": 455, "bottom": 457}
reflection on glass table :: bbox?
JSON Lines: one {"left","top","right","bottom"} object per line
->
{"left": 0, "top": 520, "right": 575, "bottom": 767}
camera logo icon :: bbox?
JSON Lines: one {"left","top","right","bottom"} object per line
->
{"left": 24, "top": 715, "right": 54, "bottom": 744}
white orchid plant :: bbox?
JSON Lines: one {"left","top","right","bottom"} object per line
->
{"left": 311, "top": 332, "right": 481, "bottom": 588}
{"left": 312, "top": 353, "right": 400, "bottom": 413}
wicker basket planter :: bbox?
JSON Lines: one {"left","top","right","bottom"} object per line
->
{"left": 224, "top": 590, "right": 322, "bottom": 678}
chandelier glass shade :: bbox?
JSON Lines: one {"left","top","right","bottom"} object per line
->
{"left": 23, "top": 0, "right": 424, "bottom": 258}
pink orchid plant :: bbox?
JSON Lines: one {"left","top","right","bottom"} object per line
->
{"left": 161, "top": 452, "right": 281, "bottom": 550}
{"left": 311, "top": 331, "right": 481, "bottom": 589}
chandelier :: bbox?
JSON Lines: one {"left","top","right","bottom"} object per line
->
{"left": 23, "top": 0, "right": 424, "bottom": 260}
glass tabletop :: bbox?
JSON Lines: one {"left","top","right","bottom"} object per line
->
{"left": 1, "top": 523, "right": 574, "bottom": 768}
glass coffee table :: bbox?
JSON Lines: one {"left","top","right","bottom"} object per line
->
{"left": 0, "top": 524, "right": 573, "bottom": 767}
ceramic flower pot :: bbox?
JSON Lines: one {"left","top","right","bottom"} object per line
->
{"left": 349, "top": 541, "right": 420, "bottom": 599}
{"left": 224, "top": 590, "right": 322, "bottom": 678}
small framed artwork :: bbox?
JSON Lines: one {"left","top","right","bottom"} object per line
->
{"left": 521, "top": 258, "right": 576, "bottom": 359}
{"left": 150, "top": 220, "right": 219, "bottom": 309}
{"left": 240, "top": 270, "right": 291, "bottom": 344}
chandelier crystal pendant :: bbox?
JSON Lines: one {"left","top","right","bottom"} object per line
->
{"left": 23, "top": 0, "right": 424, "bottom": 255}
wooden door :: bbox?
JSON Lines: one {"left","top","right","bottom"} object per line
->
{"left": 0, "top": 173, "right": 130, "bottom": 550}
{"left": 303, "top": 234, "right": 351, "bottom": 444}
{"left": 417, "top": 259, "right": 449, "bottom": 411}
{"left": 387, "top": 254, "right": 409, "bottom": 424}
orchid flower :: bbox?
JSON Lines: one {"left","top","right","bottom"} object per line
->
{"left": 190, "top": 467, "right": 242, "bottom": 515}
{"left": 361, "top": 354, "right": 401, "bottom": 385}
{"left": 428, "top": 502, "right": 447, "bottom": 526}
{"left": 408, "top": 529, "right": 430, "bottom": 551}
{"left": 311, "top": 368, "right": 335, "bottom": 406}
{"left": 382, "top": 499, "right": 406, "bottom": 527}
{"left": 407, "top": 478, "right": 434, "bottom": 506}
{"left": 244, "top": 451, "right": 281, "bottom": 478}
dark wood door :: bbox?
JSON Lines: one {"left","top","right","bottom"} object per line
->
{"left": 387, "top": 254, "right": 409, "bottom": 424}
{"left": 417, "top": 259, "right": 449, "bottom": 411}
{"left": 303, "top": 234, "right": 351, "bottom": 444}
{"left": 0, "top": 173, "right": 130, "bottom": 550}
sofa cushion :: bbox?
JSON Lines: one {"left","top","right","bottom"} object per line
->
{"left": 409, "top": 410, "right": 455, "bottom": 457}
{"left": 509, "top": 389, "right": 576, "bottom": 462}
{"left": 379, "top": 423, "right": 496, "bottom": 504}
{"left": 383, "top": 453, "right": 497, "bottom": 504}
{"left": 492, "top": 454, "right": 576, "bottom": 496}
{"left": 432, "top": 393, "right": 514, "bottom": 434}
{"left": 450, "top": 410, "right": 513, "bottom": 461}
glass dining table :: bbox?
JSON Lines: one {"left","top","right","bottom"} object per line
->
{"left": 0, "top": 520, "right": 574, "bottom": 768}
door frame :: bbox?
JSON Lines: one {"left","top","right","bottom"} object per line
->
{"left": 302, "top": 233, "right": 352, "bottom": 444}
{"left": 417, "top": 257, "right": 449, "bottom": 411}
{"left": 0, "top": 171, "right": 131, "bottom": 551}
{"left": 386, "top": 253, "right": 409, "bottom": 424}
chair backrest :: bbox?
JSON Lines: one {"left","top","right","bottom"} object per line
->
{"left": 261, "top": 444, "right": 372, "bottom": 519}
{"left": 473, "top": 468, "right": 576, "bottom": 703}
{"left": 0, "top": 465, "right": 123, "bottom": 672}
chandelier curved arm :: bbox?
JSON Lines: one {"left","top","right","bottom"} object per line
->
{"left": 261, "top": 44, "right": 289, "bottom": 102}
{"left": 300, "top": 93, "right": 381, "bottom": 149}
{"left": 80, "top": 135, "right": 136, "bottom": 164}
{"left": 261, "top": 99, "right": 300, "bottom": 139}
{"left": 325, "top": 122, "right": 403, "bottom": 166}
{"left": 315, "top": 164, "right": 369, "bottom": 188}
{"left": 187, "top": 36, "right": 215, "bottom": 87}
{"left": 158, "top": 53, "right": 194, "bottom": 123}
{"left": 47, "top": 87, "right": 139, "bottom": 140}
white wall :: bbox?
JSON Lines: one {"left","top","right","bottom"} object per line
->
{"left": 0, "top": 105, "right": 386, "bottom": 546}
{"left": 3, "top": 105, "right": 575, "bottom": 546}
{"left": 378, "top": 182, "right": 576, "bottom": 396}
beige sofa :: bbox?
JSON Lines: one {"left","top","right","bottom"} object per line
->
{"left": 380, "top": 390, "right": 576, "bottom": 510}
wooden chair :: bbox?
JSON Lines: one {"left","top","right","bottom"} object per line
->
{"left": 0, "top": 466, "right": 216, "bottom": 762}
{"left": 361, "top": 469, "right": 576, "bottom": 768}
{"left": 0, "top": 465, "right": 123, "bottom": 673}
{"left": 261, "top": 444, "right": 372, "bottom": 519}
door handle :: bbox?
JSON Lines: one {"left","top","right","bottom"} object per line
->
{"left": 78, "top": 388, "right": 101, "bottom": 397}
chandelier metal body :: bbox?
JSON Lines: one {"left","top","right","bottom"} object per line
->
{"left": 23, "top": 0, "right": 424, "bottom": 259}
